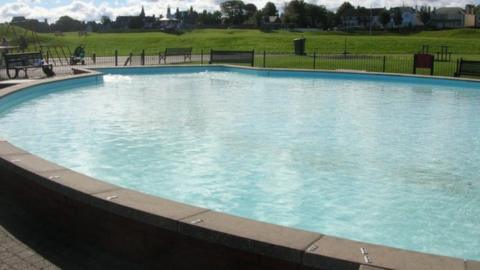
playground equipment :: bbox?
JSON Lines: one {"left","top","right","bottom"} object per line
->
{"left": 40, "top": 46, "right": 74, "bottom": 66}
{"left": 1, "top": 23, "right": 92, "bottom": 69}
{"left": 419, "top": 45, "right": 453, "bottom": 62}
{"left": 436, "top": 45, "right": 452, "bottom": 62}
{"left": 0, "top": 23, "right": 42, "bottom": 52}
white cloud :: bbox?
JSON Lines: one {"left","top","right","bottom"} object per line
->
{"left": 0, "top": 0, "right": 478, "bottom": 22}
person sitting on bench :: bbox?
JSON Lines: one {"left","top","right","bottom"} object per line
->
{"left": 70, "top": 45, "right": 86, "bottom": 65}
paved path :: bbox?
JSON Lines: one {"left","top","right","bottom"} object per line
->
{"left": 0, "top": 185, "right": 140, "bottom": 269}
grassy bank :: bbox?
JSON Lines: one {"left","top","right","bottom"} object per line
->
{"left": 29, "top": 28, "right": 480, "bottom": 55}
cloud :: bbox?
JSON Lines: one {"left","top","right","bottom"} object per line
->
{"left": 0, "top": 0, "right": 478, "bottom": 23}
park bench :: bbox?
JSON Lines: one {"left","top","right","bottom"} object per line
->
{"left": 4, "top": 52, "right": 54, "bottom": 79}
{"left": 159, "top": 48, "right": 192, "bottom": 64}
{"left": 209, "top": 50, "right": 255, "bottom": 67}
{"left": 455, "top": 59, "right": 480, "bottom": 78}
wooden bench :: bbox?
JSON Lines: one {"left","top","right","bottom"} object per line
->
{"left": 209, "top": 50, "right": 255, "bottom": 67}
{"left": 455, "top": 59, "right": 480, "bottom": 78}
{"left": 159, "top": 48, "right": 192, "bottom": 64}
{"left": 4, "top": 52, "right": 54, "bottom": 79}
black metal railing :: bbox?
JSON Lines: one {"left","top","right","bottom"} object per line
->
{"left": 1, "top": 49, "right": 478, "bottom": 81}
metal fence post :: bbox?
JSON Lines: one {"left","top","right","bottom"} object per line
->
{"left": 382, "top": 56, "right": 386, "bottom": 73}
{"left": 115, "top": 50, "right": 118, "bottom": 66}
{"left": 252, "top": 50, "right": 255, "bottom": 67}
{"left": 46, "top": 51, "right": 50, "bottom": 64}
{"left": 263, "top": 51, "right": 266, "bottom": 68}
{"left": 313, "top": 52, "right": 316, "bottom": 70}
{"left": 141, "top": 50, "right": 145, "bottom": 66}
{"left": 201, "top": 49, "right": 204, "bottom": 65}
{"left": 92, "top": 53, "right": 96, "bottom": 65}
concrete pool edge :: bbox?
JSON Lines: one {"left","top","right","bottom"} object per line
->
{"left": 0, "top": 67, "right": 479, "bottom": 270}
{"left": 92, "top": 64, "right": 480, "bottom": 84}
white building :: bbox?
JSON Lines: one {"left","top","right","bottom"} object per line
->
{"left": 393, "top": 7, "right": 424, "bottom": 28}
{"left": 431, "top": 5, "right": 476, "bottom": 29}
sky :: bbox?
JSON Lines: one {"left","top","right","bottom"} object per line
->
{"left": 0, "top": 0, "right": 478, "bottom": 23}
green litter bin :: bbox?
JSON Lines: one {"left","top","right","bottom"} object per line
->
{"left": 294, "top": 38, "right": 306, "bottom": 55}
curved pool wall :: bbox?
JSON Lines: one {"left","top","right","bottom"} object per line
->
{"left": 0, "top": 66, "right": 479, "bottom": 270}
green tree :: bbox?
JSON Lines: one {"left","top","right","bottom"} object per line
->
{"left": 336, "top": 2, "right": 354, "bottom": 17}
{"left": 220, "top": 0, "right": 246, "bottom": 25}
{"left": 379, "top": 9, "right": 391, "bottom": 29}
{"left": 283, "top": 0, "right": 307, "bottom": 27}
{"left": 101, "top": 16, "right": 111, "bottom": 25}
{"left": 336, "top": 2, "right": 355, "bottom": 27}
{"left": 419, "top": 6, "right": 431, "bottom": 25}
{"left": 305, "top": 3, "right": 328, "bottom": 28}
{"left": 262, "top": 2, "right": 278, "bottom": 17}
{"left": 392, "top": 8, "right": 403, "bottom": 26}
{"left": 52, "top": 16, "right": 85, "bottom": 32}
{"left": 244, "top": 3, "right": 258, "bottom": 19}
{"left": 197, "top": 10, "right": 222, "bottom": 25}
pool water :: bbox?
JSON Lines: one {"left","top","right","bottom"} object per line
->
{"left": 0, "top": 67, "right": 479, "bottom": 259}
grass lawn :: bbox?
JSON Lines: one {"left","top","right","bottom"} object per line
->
{"left": 20, "top": 28, "right": 480, "bottom": 56}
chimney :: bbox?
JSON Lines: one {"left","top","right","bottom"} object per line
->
{"left": 465, "top": 4, "right": 474, "bottom": 14}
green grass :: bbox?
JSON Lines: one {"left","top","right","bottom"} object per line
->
{"left": 26, "top": 28, "right": 480, "bottom": 56}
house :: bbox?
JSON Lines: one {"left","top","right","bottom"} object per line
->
{"left": 341, "top": 8, "right": 384, "bottom": 30}
{"left": 158, "top": 17, "right": 179, "bottom": 30}
{"left": 10, "top": 17, "right": 50, "bottom": 32}
{"left": 476, "top": 8, "right": 480, "bottom": 27}
{"left": 114, "top": 16, "right": 135, "bottom": 29}
{"left": 11, "top": 16, "right": 26, "bottom": 24}
{"left": 113, "top": 6, "right": 156, "bottom": 29}
{"left": 143, "top": 15, "right": 157, "bottom": 29}
{"left": 431, "top": 5, "right": 475, "bottom": 29}
{"left": 390, "top": 7, "right": 424, "bottom": 28}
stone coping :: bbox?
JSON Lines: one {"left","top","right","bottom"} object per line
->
{"left": 92, "top": 64, "right": 480, "bottom": 84}
{"left": 0, "top": 66, "right": 479, "bottom": 270}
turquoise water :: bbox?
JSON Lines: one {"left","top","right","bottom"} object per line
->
{"left": 0, "top": 67, "right": 479, "bottom": 259}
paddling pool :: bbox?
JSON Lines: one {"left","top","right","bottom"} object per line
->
{"left": 0, "top": 66, "right": 479, "bottom": 260}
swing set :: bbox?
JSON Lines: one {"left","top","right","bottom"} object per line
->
{"left": 1, "top": 22, "right": 79, "bottom": 67}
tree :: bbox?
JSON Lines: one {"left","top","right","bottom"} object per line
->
{"left": 175, "top": 8, "right": 180, "bottom": 19}
{"left": 379, "top": 9, "right": 390, "bottom": 29}
{"left": 305, "top": 3, "right": 328, "bottom": 28}
{"left": 197, "top": 10, "right": 222, "bottom": 25}
{"left": 244, "top": 3, "right": 258, "bottom": 19}
{"left": 253, "top": 11, "right": 264, "bottom": 26}
{"left": 101, "top": 16, "right": 111, "bottom": 25}
{"left": 262, "top": 2, "right": 278, "bottom": 17}
{"left": 166, "top": 6, "right": 172, "bottom": 18}
{"left": 283, "top": 0, "right": 307, "bottom": 27}
{"left": 220, "top": 0, "right": 246, "bottom": 25}
{"left": 52, "top": 16, "right": 85, "bottom": 32}
{"left": 185, "top": 6, "right": 199, "bottom": 25}
{"left": 419, "top": 6, "right": 431, "bottom": 25}
{"left": 336, "top": 2, "right": 355, "bottom": 27}
{"left": 337, "top": 2, "right": 354, "bottom": 17}
{"left": 392, "top": 8, "right": 403, "bottom": 26}
{"left": 356, "top": 6, "right": 370, "bottom": 27}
